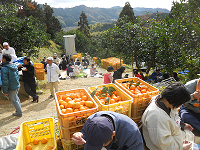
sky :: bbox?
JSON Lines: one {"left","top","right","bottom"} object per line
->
{"left": 34, "top": 0, "right": 181, "bottom": 11}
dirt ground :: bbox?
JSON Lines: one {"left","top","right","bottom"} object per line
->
{"left": 0, "top": 67, "right": 132, "bottom": 137}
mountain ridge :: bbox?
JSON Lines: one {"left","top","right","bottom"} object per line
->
{"left": 52, "top": 5, "right": 170, "bottom": 28}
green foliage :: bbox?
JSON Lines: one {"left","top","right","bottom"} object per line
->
{"left": 0, "top": 4, "right": 50, "bottom": 56}
{"left": 78, "top": 11, "right": 90, "bottom": 38}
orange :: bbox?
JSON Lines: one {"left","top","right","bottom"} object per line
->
{"left": 113, "top": 91, "right": 118, "bottom": 96}
{"left": 61, "top": 101, "right": 67, "bottom": 108}
{"left": 80, "top": 101, "right": 85, "bottom": 106}
{"left": 70, "top": 94, "right": 75, "bottom": 99}
{"left": 41, "top": 137, "right": 48, "bottom": 144}
{"left": 85, "top": 101, "right": 93, "bottom": 108}
{"left": 62, "top": 95, "right": 68, "bottom": 100}
{"left": 61, "top": 109, "right": 67, "bottom": 114}
{"left": 60, "top": 105, "right": 65, "bottom": 110}
{"left": 68, "top": 101, "right": 75, "bottom": 108}
{"left": 112, "top": 95, "right": 118, "bottom": 102}
{"left": 66, "top": 108, "right": 73, "bottom": 113}
{"left": 80, "top": 92, "right": 85, "bottom": 97}
{"left": 58, "top": 100, "right": 64, "bottom": 105}
{"left": 46, "top": 146, "right": 54, "bottom": 150}
{"left": 65, "top": 97, "right": 72, "bottom": 102}
{"left": 73, "top": 102, "right": 81, "bottom": 109}
{"left": 74, "top": 94, "right": 78, "bottom": 98}
{"left": 79, "top": 106, "right": 86, "bottom": 111}
{"left": 110, "top": 99, "right": 115, "bottom": 104}
{"left": 74, "top": 98, "right": 81, "bottom": 102}
{"left": 130, "top": 85, "right": 136, "bottom": 90}
{"left": 26, "top": 144, "right": 32, "bottom": 150}
{"left": 33, "top": 138, "right": 39, "bottom": 145}
{"left": 100, "top": 100, "right": 105, "bottom": 105}
{"left": 117, "top": 96, "right": 122, "bottom": 101}
{"left": 74, "top": 108, "right": 79, "bottom": 112}
{"left": 141, "top": 89, "right": 147, "bottom": 93}
{"left": 82, "top": 95, "right": 88, "bottom": 101}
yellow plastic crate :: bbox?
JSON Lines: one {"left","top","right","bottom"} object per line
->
{"left": 88, "top": 83, "right": 132, "bottom": 117}
{"left": 34, "top": 63, "right": 44, "bottom": 69}
{"left": 61, "top": 139, "right": 84, "bottom": 150}
{"left": 115, "top": 77, "right": 159, "bottom": 118}
{"left": 55, "top": 89, "right": 98, "bottom": 141}
{"left": 16, "top": 118, "right": 57, "bottom": 150}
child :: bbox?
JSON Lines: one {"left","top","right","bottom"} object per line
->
{"left": 134, "top": 70, "right": 143, "bottom": 80}
{"left": 90, "top": 64, "right": 97, "bottom": 76}
{"left": 73, "top": 65, "right": 80, "bottom": 76}
{"left": 104, "top": 66, "right": 114, "bottom": 84}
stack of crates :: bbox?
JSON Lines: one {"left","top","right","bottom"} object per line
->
{"left": 77, "top": 53, "right": 82, "bottom": 62}
{"left": 34, "top": 63, "right": 45, "bottom": 80}
{"left": 72, "top": 55, "right": 77, "bottom": 62}
{"left": 93, "top": 57, "right": 98, "bottom": 64}
{"left": 115, "top": 77, "right": 159, "bottom": 126}
{"left": 55, "top": 89, "right": 98, "bottom": 150}
{"left": 16, "top": 118, "right": 57, "bottom": 150}
{"left": 101, "top": 57, "right": 125, "bottom": 70}
{"left": 88, "top": 83, "right": 132, "bottom": 117}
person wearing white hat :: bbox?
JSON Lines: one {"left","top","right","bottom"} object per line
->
{"left": 53, "top": 53, "right": 60, "bottom": 66}
{"left": 2, "top": 42, "right": 16, "bottom": 56}
{"left": 46, "top": 57, "right": 60, "bottom": 98}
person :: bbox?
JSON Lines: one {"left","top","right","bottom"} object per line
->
{"left": 104, "top": 66, "right": 114, "bottom": 84}
{"left": 151, "top": 67, "right": 163, "bottom": 83}
{"left": 75, "top": 59, "right": 80, "bottom": 66}
{"left": 18, "top": 57, "right": 39, "bottom": 103}
{"left": 1, "top": 54, "right": 22, "bottom": 116}
{"left": 41, "top": 57, "right": 47, "bottom": 72}
{"left": 60, "top": 55, "right": 67, "bottom": 70}
{"left": 134, "top": 70, "right": 143, "bottom": 80}
{"left": 69, "top": 58, "right": 74, "bottom": 66}
{"left": 82, "top": 56, "right": 89, "bottom": 68}
{"left": 2, "top": 42, "right": 16, "bottom": 56}
{"left": 53, "top": 53, "right": 60, "bottom": 66}
{"left": 172, "top": 72, "right": 180, "bottom": 81}
{"left": 163, "top": 73, "right": 169, "bottom": 80}
{"left": 179, "top": 79, "right": 200, "bottom": 136}
{"left": 67, "top": 63, "right": 74, "bottom": 76}
{"left": 112, "top": 66, "right": 125, "bottom": 83}
{"left": 46, "top": 57, "right": 60, "bottom": 98}
{"left": 73, "top": 65, "right": 80, "bottom": 76}
{"left": 90, "top": 64, "right": 97, "bottom": 76}
{"left": 72, "top": 111, "right": 143, "bottom": 150}
{"left": 142, "top": 82, "right": 196, "bottom": 150}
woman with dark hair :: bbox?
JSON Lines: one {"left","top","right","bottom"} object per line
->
{"left": 142, "top": 82, "right": 197, "bottom": 150}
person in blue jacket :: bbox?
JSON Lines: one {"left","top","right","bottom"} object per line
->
{"left": 1, "top": 54, "right": 22, "bottom": 117}
{"left": 151, "top": 67, "right": 163, "bottom": 83}
{"left": 72, "top": 111, "right": 143, "bottom": 150}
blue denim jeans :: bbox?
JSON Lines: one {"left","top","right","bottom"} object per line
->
{"left": 8, "top": 88, "right": 22, "bottom": 115}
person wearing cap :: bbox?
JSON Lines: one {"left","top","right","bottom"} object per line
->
{"left": 72, "top": 111, "right": 143, "bottom": 150}
{"left": 179, "top": 78, "right": 200, "bottom": 136}
{"left": 151, "top": 67, "right": 163, "bottom": 83}
{"left": 53, "top": 53, "right": 60, "bottom": 66}
{"left": 82, "top": 56, "right": 89, "bottom": 68}
{"left": 112, "top": 66, "right": 126, "bottom": 83}
{"left": 2, "top": 42, "right": 16, "bottom": 56}
{"left": 104, "top": 66, "right": 114, "bottom": 84}
{"left": 46, "top": 57, "right": 60, "bottom": 98}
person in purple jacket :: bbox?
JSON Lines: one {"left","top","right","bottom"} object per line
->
{"left": 72, "top": 111, "right": 143, "bottom": 150}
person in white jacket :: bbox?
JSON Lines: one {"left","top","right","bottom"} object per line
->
{"left": 142, "top": 82, "right": 198, "bottom": 150}
{"left": 2, "top": 42, "right": 16, "bottom": 56}
{"left": 46, "top": 57, "right": 60, "bottom": 98}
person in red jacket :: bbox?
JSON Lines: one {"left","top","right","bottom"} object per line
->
{"left": 134, "top": 70, "right": 143, "bottom": 80}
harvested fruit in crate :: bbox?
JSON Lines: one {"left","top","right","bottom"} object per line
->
{"left": 26, "top": 144, "right": 32, "bottom": 150}
{"left": 57, "top": 93, "right": 95, "bottom": 114}
{"left": 91, "top": 86, "right": 122, "bottom": 105}
{"left": 46, "top": 146, "right": 54, "bottom": 150}
{"left": 33, "top": 138, "right": 39, "bottom": 145}
{"left": 41, "top": 137, "right": 48, "bottom": 144}
{"left": 121, "top": 79, "right": 151, "bottom": 95}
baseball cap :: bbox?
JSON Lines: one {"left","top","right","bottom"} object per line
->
{"left": 3, "top": 42, "right": 9, "bottom": 46}
{"left": 84, "top": 116, "right": 113, "bottom": 150}
{"left": 107, "top": 66, "right": 114, "bottom": 71}
{"left": 54, "top": 53, "right": 57, "bottom": 56}
{"left": 47, "top": 57, "right": 53, "bottom": 61}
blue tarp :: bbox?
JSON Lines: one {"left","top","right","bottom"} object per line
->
{"left": 178, "top": 70, "right": 189, "bottom": 75}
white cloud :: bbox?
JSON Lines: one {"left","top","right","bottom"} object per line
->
{"left": 35, "top": 0, "right": 181, "bottom": 10}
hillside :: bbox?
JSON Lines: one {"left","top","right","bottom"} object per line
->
{"left": 53, "top": 5, "right": 170, "bottom": 28}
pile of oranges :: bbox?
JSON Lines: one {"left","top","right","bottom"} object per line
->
{"left": 57, "top": 92, "right": 95, "bottom": 115}
{"left": 121, "top": 82, "right": 150, "bottom": 95}
{"left": 95, "top": 90, "right": 122, "bottom": 105}
{"left": 26, "top": 138, "right": 53, "bottom": 150}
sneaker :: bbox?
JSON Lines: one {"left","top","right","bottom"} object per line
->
{"left": 12, "top": 113, "right": 22, "bottom": 117}
{"left": 49, "top": 95, "right": 54, "bottom": 98}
